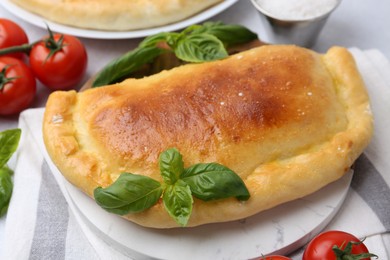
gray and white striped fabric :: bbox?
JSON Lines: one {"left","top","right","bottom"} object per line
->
{"left": 2, "top": 49, "right": 389, "bottom": 260}
{"left": 2, "top": 118, "right": 99, "bottom": 260}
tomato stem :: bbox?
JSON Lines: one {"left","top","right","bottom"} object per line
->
{"left": 0, "top": 65, "right": 19, "bottom": 91}
{"left": 41, "top": 25, "right": 67, "bottom": 63}
{"left": 0, "top": 25, "right": 65, "bottom": 60}
{"left": 0, "top": 42, "right": 36, "bottom": 56}
{"left": 332, "top": 240, "right": 378, "bottom": 260}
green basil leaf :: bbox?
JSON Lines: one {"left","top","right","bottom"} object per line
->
{"left": 191, "top": 22, "right": 258, "bottom": 46}
{"left": 92, "top": 46, "right": 167, "bottom": 87}
{"left": 174, "top": 34, "right": 228, "bottom": 63}
{"left": 159, "top": 148, "right": 184, "bottom": 185}
{"left": 163, "top": 180, "right": 193, "bottom": 227}
{"left": 180, "top": 24, "right": 202, "bottom": 35}
{"left": 139, "top": 32, "right": 172, "bottom": 48}
{"left": 0, "top": 166, "right": 13, "bottom": 217}
{"left": 94, "top": 173, "right": 162, "bottom": 215}
{"left": 181, "top": 163, "right": 250, "bottom": 201}
{"left": 140, "top": 32, "right": 182, "bottom": 48}
{"left": 0, "top": 128, "right": 21, "bottom": 169}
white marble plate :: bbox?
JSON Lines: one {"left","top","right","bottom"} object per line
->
{"left": 62, "top": 169, "right": 352, "bottom": 259}
{"left": 0, "top": 0, "right": 239, "bottom": 39}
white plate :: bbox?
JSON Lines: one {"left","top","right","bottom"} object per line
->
{"left": 63, "top": 170, "right": 352, "bottom": 260}
{"left": 0, "top": 0, "right": 239, "bottom": 39}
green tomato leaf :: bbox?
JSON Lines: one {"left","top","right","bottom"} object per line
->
{"left": 0, "top": 128, "right": 21, "bottom": 169}
{"left": 0, "top": 166, "right": 13, "bottom": 217}
{"left": 181, "top": 163, "right": 250, "bottom": 201}
{"left": 163, "top": 180, "right": 193, "bottom": 227}
{"left": 92, "top": 45, "right": 167, "bottom": 87}
{"left": 191, "top": 22, "right": 258, "bottom": 46}
{"left": 94, "top": 173, "right": 162, "bottom": 215}
{"left": 159, "top": 148, "right": 184, "bottom": 185}
{"left": 174, "top": 34, "right": 228, "bottom": 63}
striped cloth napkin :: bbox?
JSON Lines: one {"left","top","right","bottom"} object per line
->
{"left": 1, "top": 48, "right": 389, "bottom": 260}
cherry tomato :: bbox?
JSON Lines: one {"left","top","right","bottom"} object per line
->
{"left": 0, "top": 18, "right": 29, "bottom": 60}
{"left": 256, "top": 255, "right": 292, "bottom": 260}
{"left": 303, "top": 230, "right": 376, "bottom": 260}
{"left": 0, "top": 57, "right": 36, "bottom": 116}
{"left": 29, "top": 33, "right": 87, "bottom": 90}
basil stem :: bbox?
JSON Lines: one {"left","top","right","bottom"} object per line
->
{"left": 0, "top": 166, "right": 13, "bottom": 216}
{"left": 94, "top": 173, "right": 163, "bottom": 215}
{"left": 181, "top": 163, "right": 250, "bottom": 201}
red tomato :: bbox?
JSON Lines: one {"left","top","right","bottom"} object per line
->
{"left": 0, "top": 57, "right": 36, "bottom": 115}
{"left": 303, "top": 230, "right": 376, "bottom": 260}
{"left": 256, "top": 255, "right": 292, "bottom": 260}
{"left": 29, "top": 33, "right": 87, "bottom": 90}
{"left": 0, "top": 18, "right": 29, "bottom": 60}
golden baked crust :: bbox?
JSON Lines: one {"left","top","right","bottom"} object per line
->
{"left": 10, "top": 0, "right": 223, "bottom": 31}
{"left": 43, "top": 45, "right": 373, "bottom": 228}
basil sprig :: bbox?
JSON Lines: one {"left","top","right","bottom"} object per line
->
{"left": 94, "top": 148, "right": 250, "bottom": 226}
{"left": 0, "top": 128, "right": 21, "bottom": 216}
{"left": 92, "top": 21, "right": 258, "bottom": 87}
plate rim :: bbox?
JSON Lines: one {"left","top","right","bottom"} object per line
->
{"left": 0, "top": 0, "right": 239, "bottom": 39}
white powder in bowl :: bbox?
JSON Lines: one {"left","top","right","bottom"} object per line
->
{"left": 255, "top": 0, "right": 340, "bottom": 20}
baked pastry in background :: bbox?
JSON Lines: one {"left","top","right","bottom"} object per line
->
{"left": 43, "top": 45, "right": 373, "bottom": 228}
{"left": 11, "top": 0, "right": 223, "bottom": 31}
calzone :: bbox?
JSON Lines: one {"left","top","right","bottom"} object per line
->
{"left": 11, "top": 0, "right": 223, "bottom": 31}
{"left": 43, "top": 45, "right": 373, "bottom": 228}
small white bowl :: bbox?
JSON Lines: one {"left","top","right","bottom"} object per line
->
{"left": 251, "top": 0, "right": 342, "bottom": 47}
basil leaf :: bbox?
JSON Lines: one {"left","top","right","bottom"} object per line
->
{"left": 139, "top": 32, "right": 171, "bottom": 48}
{"left": 0, "top": 128, "right": 21, "bottom": 169}
{"left": 0, "top": 166, "right": 13, "bottom": 217}
{"left": 174, "top": 34, "right": 228, "bottom": 63}
{"left": 94, "top": 173, "right": 162, "bottom": 215}
{"left": 191, "top": 22, "right": 258, "bottom": 46}
{"left": 181, "top": 163, "right": 250, "bottom": 201}
{"left": 163, "top": 180, "right": 193, "bottom": 227}
{"left": 92, "top": 46, "right": 167, "bottom": 87}
{"left": 180, "top": 24, "right": 202, "bottom": 35}
{"left": 159, "top": 148, "right": 184, "bottom": 185}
